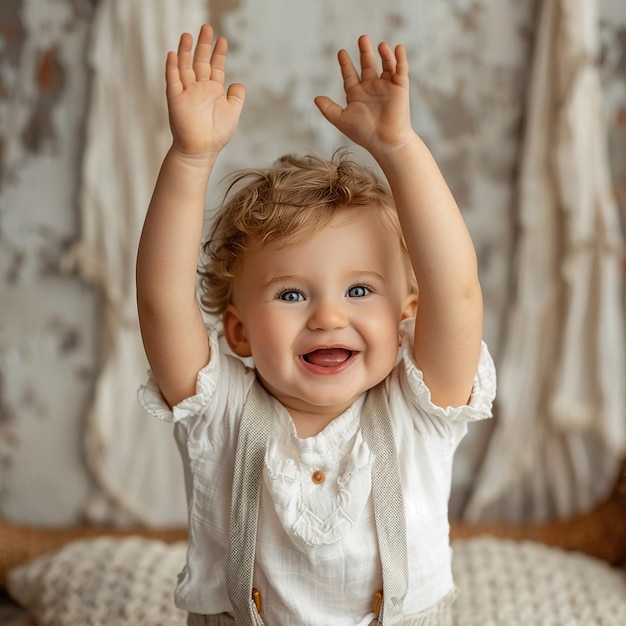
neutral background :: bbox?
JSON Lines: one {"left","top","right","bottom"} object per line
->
{"left": 0, "top": 0, "right": 625, "bottom": 526}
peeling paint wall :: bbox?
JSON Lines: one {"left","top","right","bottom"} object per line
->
{"left": 601, "top": 1, "right": 626, "bottom": 235}
{"left": 0, "top": 0, "right": 625, "bottom": 525}
{"left": 0, "top": 0, "right": 98, "bottom": 523}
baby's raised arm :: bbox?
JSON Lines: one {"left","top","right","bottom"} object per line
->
{"left": 315, "top": 36, "right": 482, "bottom": 408}
{"left": 136, "top": 25, "right": 245, "bottom": 407}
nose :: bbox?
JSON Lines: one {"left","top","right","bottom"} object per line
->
{"left": 306, "top": 297, "right": 349, "bottom": 331}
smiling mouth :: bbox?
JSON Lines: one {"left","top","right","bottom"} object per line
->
{"left": 303, "top": 348, "right": 354, "bottom": 367}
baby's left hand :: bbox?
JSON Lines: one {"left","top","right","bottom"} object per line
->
{"left": 315, "top": 35, "right": 413, "bottom": 157}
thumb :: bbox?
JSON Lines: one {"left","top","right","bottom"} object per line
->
{"left": 226, "top": 83, "right": 246, "bottom": 110}
{"left": 314, "top": 95, "right": 343, "bottom": 127}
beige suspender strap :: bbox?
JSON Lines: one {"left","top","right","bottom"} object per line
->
{"left": 226, "top": 381, "right": 272, "bottom": 626}
{"left": 361, "top": 382, "right": 409, "bottom": 624}
{"left": 225, "top": 381, "right": 408, "bottom": 625}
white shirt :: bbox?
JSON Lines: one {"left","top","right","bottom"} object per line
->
{"left": 138, "top": 318, "right": 496, "bottom": 625}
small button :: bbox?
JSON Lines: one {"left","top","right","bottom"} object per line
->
{"left": 373, "top": 591, "right": 383, "bottom": 616}
{"left": 312, "top": 470, "right": 325, "bottom": 484}
{"left": 252, "top": 588, "right": 262, "bottom": 613}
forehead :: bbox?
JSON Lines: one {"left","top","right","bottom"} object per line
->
{"left": 237, "top": 209, "right": 403, "bottom": 282}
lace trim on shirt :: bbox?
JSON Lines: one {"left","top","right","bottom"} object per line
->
{"left": 137, "top": 329, "right": 221, "bottom": 423}
{"left": 399, "top": 319, "right": 496, "bottom": 423}
{"left": 264, "top": 406, "right": 373, "bottom": 548}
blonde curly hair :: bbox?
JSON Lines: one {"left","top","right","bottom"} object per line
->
{"left": 198, "top": 152, "right": 417, "bottom": 314}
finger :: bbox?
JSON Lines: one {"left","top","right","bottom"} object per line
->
{"left": 314, "top": 95, "right": 344, "bottom": 127}
{"left": 177, "top": 32, "right": 195, "bottom": 88}
{"left": 192, "top": 24, "right": 214, "bottom": 82}
{"left": 394, "top": 44, "right": 409, "bottom": 82}
{"left": 209, "top": 36, "right": 229, "bottom": 85}
{"left": 337, "top": 49, "right": 360, "bottom": 92}
{"left": 378, "top": 41, "right": 396, "bottom": 79}
{"left": 226, "top": 82, "right": 246, "bottom": 110}
{"left": 165, "top": 51, "right": 183, "bottom": 99}
{"left": 358, "top": 34, "right": 378, "bottom": 81}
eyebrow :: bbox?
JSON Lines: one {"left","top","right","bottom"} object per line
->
{"left": 262, "top": 270, "right": 386, "bottom": 290}
{"left": 347, "top": 270, "right": 386, "bottom": 283}
{"left": 261, "top": 275, "right": 307, "bottom": 290}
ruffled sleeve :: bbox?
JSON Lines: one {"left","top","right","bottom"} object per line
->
{"left": 398, "top": 318, "right": 497, "bottom": 424}
{"left": 137, "top": 327, "right": 222, "bottom": 423}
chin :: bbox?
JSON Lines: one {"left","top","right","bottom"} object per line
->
{"left": 305, "top": 389, "right": 363, "bottom": 411}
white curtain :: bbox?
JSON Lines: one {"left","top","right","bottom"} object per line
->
{"left": 67, "top": 0, "right": 208, "bottom": 525}
{"left": 465, "top": 0, "right": 626, "bottom": 522}
{"left": 70, "top": 0, "right": 625, "bottom": 527}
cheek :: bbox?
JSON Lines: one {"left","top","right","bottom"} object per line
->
{"left": 361, "top": 310, "right": 402, "bottom": 355}
{"left": 247, "top": 310, "right": 295, "bottom": 357}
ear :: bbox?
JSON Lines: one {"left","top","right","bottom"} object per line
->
{"left": 401, "top": 292, "right": 418, "bottom": 321}
{"left": 223, "top": 305, "right": 252, "bottom": 357}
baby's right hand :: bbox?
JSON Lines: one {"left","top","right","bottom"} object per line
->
{"left": 166, "top": 24, "right": 245, "bottom": 161}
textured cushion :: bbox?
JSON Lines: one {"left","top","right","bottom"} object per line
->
{"left": 452, "top": 537, "right": 626, "bottom": 625}
{"left": 7, "top": 536, "right": 187, "bottom": 626}
{"left": 6, "top": 535, "right": 626, "bottom": 625}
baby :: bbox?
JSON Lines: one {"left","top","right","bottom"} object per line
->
{"left": 137, "top": 24, "right": 496, "bottom": 625}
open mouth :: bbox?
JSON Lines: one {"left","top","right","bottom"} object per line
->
{"left": 302, "top": 348, "right": 354, "bottom": 368}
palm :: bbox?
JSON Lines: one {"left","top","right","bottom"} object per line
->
{"left": 168, "top": 82, "right": 241, "bottom": 155}
{"left": 166, "top": 25, "right": 245, "bottom": 158}
{"left": 340, "top": 79, "right": 409, "bottom": 147}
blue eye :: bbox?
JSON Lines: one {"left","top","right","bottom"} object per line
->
{"left": 279, "top": 290, "right": 305, "bottom": 302}
{"left": 347, "top": 285, "right": 370, "bottom": 298}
